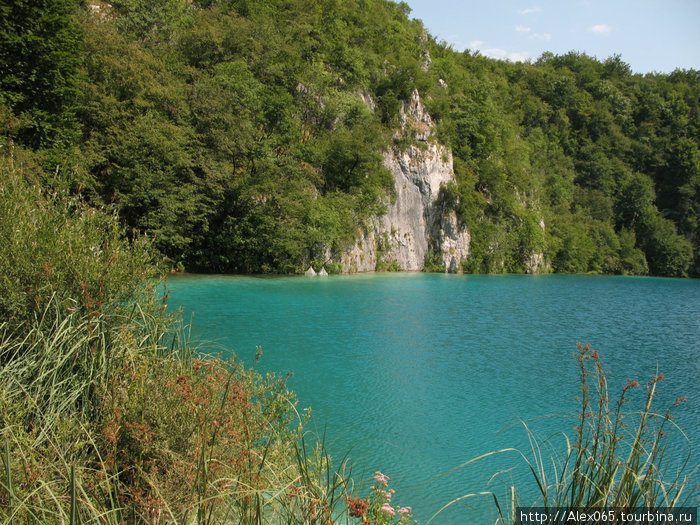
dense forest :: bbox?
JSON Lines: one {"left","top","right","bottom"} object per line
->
{"left": 1, "top": 0, "right": 698, "bottom": 276}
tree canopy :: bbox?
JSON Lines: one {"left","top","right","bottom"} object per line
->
{"left": 1, "top": 0, "right": 697, "bottom": 276}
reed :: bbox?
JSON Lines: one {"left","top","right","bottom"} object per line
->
{"left": 516, "top": 344, "right": 696, "bottom": 513}
{"left": 426, "top": 344, "right": 697, "bottom": 524}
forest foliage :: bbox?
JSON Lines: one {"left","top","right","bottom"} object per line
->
{"left": 1, "top": 0, "right": 698, "bottom": 276}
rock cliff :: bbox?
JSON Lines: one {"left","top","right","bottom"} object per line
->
{"left": 339, "top": 89, "right": 471, "bottom": 272}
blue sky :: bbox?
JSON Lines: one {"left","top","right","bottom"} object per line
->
{"left": 401, "top": 0, "right": 700, "bottom": 74}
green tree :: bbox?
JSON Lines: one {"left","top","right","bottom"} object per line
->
{"left": 17, "top": 0, "right": 690, "bottom": 277}
{"left": 656, "top": 137, "right": 699, "bottom": 236}
{"left": 0, "top": 0, "right": 82, "bottom": 150}
{"left": 618, "top": 228, "right": 648, "bottom": 275}
{"left": 643, "top": 217, "right": 693, "bottom": 277}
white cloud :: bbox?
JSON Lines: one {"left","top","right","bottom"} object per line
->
{"left": 469, "top": 40, "right": 485, "bottom": 49}
{"left": 482, "top": 48, "right": 531, "bottom": 62}
{"left": 444, "top": 34, "right": 468, "bottom": 51}
{"left": 532, "top": 32, "right": 551, "bottom": 41}
{"left": 518, "top": 7, "right": 541, "bottom": 15}
{"left": 590, "top": 24, "right": 612, "bottom": 34}
{"left": 483, "top": 48, "right": 508, "bottom": 58}
{"left": 515, "top": 25, "right": 531, "bottom": 32}
{"left": 509, "top": 51, "right": 531, "bottom": 62}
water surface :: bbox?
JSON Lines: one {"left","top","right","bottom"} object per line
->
{"left": 166, "top": 273, "right": 699, "bottom": 523}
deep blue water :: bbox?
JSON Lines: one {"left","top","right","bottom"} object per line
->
{"left": 166, "top": 273, "right": 699, "bottom": 523}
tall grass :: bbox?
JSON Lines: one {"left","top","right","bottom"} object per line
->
{"left": 511, "top": 344, "right": 697, "bottom": 515}
{"left": 0, "top": 146, "right": 361, "bottom": 524}
{"left": 0, "top": 299, "right": 171, "bottom": 439}
{"left": 426, "top": 344, "right": 698, "bottom": 524}
{"left": 0, "top": 290, "right": 354, "bottom": 523}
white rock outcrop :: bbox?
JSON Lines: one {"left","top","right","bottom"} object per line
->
{"left": 339, "top": 89, "right": 471, "bottom": 272}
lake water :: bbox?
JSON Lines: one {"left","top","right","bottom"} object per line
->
{"left": 166, "top": 273, "right": 699, "bottom": 523}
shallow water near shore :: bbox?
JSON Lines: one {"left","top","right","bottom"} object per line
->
{"left": 166, "top": 273, "right": 699, "bottom": 523}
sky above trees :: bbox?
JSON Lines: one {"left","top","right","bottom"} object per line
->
{"left": 402, "top": 0, "right": 700, "bottom": 74}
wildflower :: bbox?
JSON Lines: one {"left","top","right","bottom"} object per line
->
{"left": 373, "top": 471, "right": 390, "bottom": 485}
{"left": 381, "top": 503, "right": 396, "bottom": 516}
{"left": 345, "top": 497, "right": 369, "bottom": 518}
{"left": 398, "top": 506, "right": 412, "bottom": 515}
{"left": 380, "top": 488, "right": 395, "bottom": 501}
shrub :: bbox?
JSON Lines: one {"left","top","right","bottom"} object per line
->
{"left": 0, "top": 345, "right": 302, "bottom": 524}
{"left": 0, "top": 143, "right": 160, "bottom": 333}
{"left": 0, "top": 144, "right": 348, "bottom": 525}
{"left": 95, "top": 353, "right": 298, "bottom": 522}
{"left": 325, "top": 262, "right": 344, "bottom": 275}
{"left": 422, "top": 249, "right": 445, "bottom": 273}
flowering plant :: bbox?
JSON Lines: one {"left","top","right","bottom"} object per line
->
{"left": 346, "top": 472, "right": 417, "bottom": 524}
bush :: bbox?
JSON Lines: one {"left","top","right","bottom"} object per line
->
{"left": 643, "top": 217, "right": 693, "bottom": 277}
{"left": 325, "top": 262, "right": 344, "bottom": 275}
{"left": 95, "top": 353, "right": 298, "bottom": 522}
{"left": 0, "top": 337, "right": 304, "bottom": 524}
{"left": 0, "top": 144, "right": 167, "bottom": 432}
{"left": 0, "top": 143, "right": 160, "bottom": 332}
{"left": 0, "top": 144, "right": 353, "bottom": 524}
{"left": 422, "top": 249, "right": 445, "bottom": 273}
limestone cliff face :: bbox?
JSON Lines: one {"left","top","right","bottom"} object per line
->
{"left": 340, "top": 89, "right": 470, "bottom": 272}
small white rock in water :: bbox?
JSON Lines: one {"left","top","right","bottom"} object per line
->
{"left": 318, "top": 266, "right": 328, "bottom": 276}
{"left": 304, "top": 266, "right": 316, "bottom": 277}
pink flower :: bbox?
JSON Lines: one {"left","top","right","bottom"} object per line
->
{"left": 381, "top": 503, "right": 396, "bottom": 516}
{"left": 398, "top": 506, "right": 412, "bottom": 515}
{"left": 373, "top": 472, "right": 390, "bottom": 485}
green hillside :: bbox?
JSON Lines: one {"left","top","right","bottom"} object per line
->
{"left": 1, "top": 0, "right": 698, "bottom": 276}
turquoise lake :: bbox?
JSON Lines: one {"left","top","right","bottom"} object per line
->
{"left": 166, "top": 273, "right": 699, "bottom": 523}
